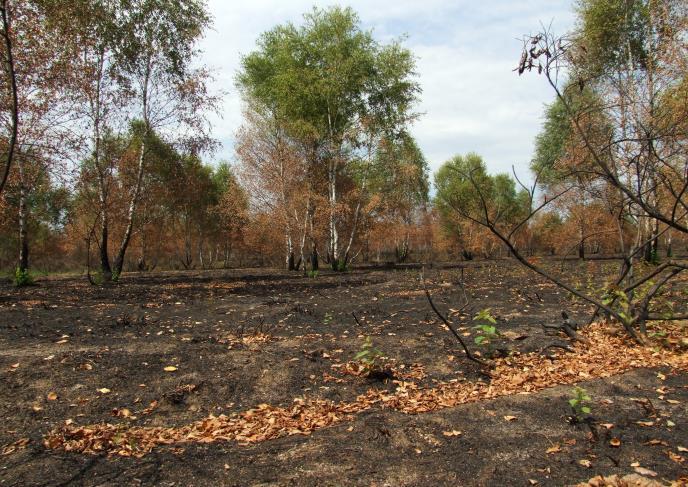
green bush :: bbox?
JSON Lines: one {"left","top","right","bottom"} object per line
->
{"left": 354, "top": 336, "right": 385, "bottom": 372}
{"left": 569, "top": 386, "right": 592, "bottom": 420}
{"left": 473, "top": 308, "right": 499, "bottom": 346}
{"left": 14, "top": 268, "right": 34, "bottom": 287}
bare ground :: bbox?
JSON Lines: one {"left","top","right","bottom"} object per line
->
{"left": 0, "top": 261, "right": 686, "bottom": 486}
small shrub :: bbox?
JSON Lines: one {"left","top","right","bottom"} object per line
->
{"left": 307, "top": 270, "right": 319, "bottom": 278}
{"left": 89, "top": 270, "right": 104, "bottom": 286}
{"left": 323, "top": 312, "right": 333, "bottom": 325}
{"left": 14, "top": 267, "right": 33, "bottom": 287}
{"left": 602, "top": 289, "right": 631, "bottom": 326}
{"left": 336, "top": 261, "right": 348, "bottom": 272}
{"left": 354, "top": 336, "right": 385, "bottom": 373}
{"left": 569, "top": 386, "right": 592, "bottom": 420}
{"left": 473, "top": 308, "right": 499, "bottom": 346}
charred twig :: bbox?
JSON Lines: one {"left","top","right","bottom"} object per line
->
{"left": 542, "top": 311, "right": 590, "bottom": 345}
{"left": 422, "top": 274, "right": 484, "bottom": 365}
{"left": 352, "top": 312, "right": 363, "bottom": 327}
{"left": 540, "top": 343, "right": 575, "bottom": 356}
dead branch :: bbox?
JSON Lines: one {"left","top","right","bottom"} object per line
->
{"left": 421, "top": 273, "right": 484, "bottom": 365}
{"left": 542, "top": 311, "right": 591, "bottom": 345}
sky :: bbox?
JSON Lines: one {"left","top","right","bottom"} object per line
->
{"left": 199, "top": 0, "right": 576, "bottom": 183}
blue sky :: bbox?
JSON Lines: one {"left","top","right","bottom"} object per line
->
{"left": 200, "top": 0, "right": 576, "bottom": 181}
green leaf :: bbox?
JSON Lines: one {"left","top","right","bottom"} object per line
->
{"left": 581, "top": 406, "right": 591, "bottom": 414}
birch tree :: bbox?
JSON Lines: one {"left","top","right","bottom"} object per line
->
{"left": 237, "top": 6, "right": 420, "bottom": 271}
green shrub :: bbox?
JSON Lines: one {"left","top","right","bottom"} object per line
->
{"left": 569, "top": 386, "right": 592, "bottom": 420}
{"left": 354, "top": 336, "right": 385, "bottom": 372}
{"left": 14, "top": 268, "right": 34, "bottom": 287}
{"left": 473, "top": 308, "right": 499, "bottom": 346}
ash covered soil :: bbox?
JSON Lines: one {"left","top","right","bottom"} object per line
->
{"left": 0, "top": 261, "right": 686, "bottom": 486}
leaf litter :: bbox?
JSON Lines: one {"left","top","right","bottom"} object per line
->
{"left": 43, "top": 322, "right": 688, "bottom": 457}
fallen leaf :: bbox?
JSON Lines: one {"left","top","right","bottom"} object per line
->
{"left": 97, "top": 388, "right": 111, "bottom": 394}
{"left": 47, "top": 392, "right": 58, "bottom": 401}
{"left": 164, "top": 366, "right": 178, "bottom": 372}
{"left": 678, "top": 446, "right": 688, "bottom": 453}
{"left": 10, "top": 363, "right": 19, "bottom": 369}
{"left": 112, "top": 408, "right": 131, "bottom": 418}
{"left": 528, "top": 480, "right": 538, "bottom": 485}
{"left": 609, "top": 438, "right": 621, "bottom": 447}
{"left": 1, "top": 438, "right": 30, "bottom": 456}
{"left": 546, "top": 445, "right": 561, "bottom": 454}
{"left": 667, "top": 451, "right": 685, "bottom": 464}
{"left": 503, "top": 415, "right": 517, "bottom": 422}
{"left": 442, "top": 430, "right": 462, "bottom": 437}
{"left": 579, "top": 459, "right": 592, "bottom": 468}
{"left": 600, "top": 423, "right": 614, "bottom": 430}
{"left": 633, "top": 466, "right": 657, "bottom": 477}
{"left": 645, "top": 439, "right": 668, "bottom": 446}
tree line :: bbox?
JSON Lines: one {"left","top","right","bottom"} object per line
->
{"left": 0, "top": 1, "right": 686, "bottom": 294}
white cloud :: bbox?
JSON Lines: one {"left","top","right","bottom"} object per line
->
{"left": 199, "top": 0, "right": 576, "bottom": 182}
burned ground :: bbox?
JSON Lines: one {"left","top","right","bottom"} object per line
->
{"left": 0, "top": 261, "right": 686, "bottom": 486}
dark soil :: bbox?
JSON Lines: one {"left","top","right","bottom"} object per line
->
{"left": 0, "top": 261, "right": 686, "bottom": 486}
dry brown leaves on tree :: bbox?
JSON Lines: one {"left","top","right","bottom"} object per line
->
{"left": 44, "top": 323, "right": 688, "bottom": 457}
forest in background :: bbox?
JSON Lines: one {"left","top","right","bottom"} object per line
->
{"left": 0, "top": 0, "right": 686, "bottom": 279}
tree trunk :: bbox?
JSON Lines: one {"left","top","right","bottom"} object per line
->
{"left": 92, "top": 49, "right": 111, "bottom": 280}
{"left": 298, "top": 206, "right": 308, "bottom": 275}
{"left": 307, "top": 197, "right": 318, "bottom": 272}
{"left": 578, "top": 223, "right": 585, "bottom": 259}
{"left": 0, "top": 0, "right": 18, "bottom": 197}
{"left": 310, "top": 246, "right": 318, "bottom": 271}
{"left": 113, "top": 137, "right": 146, "bottom": 277}
{"left": 99, "top": 210, "right": 112, "bottom": 279}
{"left": 113, "top": 54, "right": 151, "bottom": 279}
{"left": 285, "top": 231, "right": 294, "bottom": 270}
{"left": 17, "top": 159, "right": 28, "bottom": 272}
{"left": 328, "top": 158, "right": 339, "bottom": 270}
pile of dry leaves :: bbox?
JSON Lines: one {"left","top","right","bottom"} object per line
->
{"left": 573, "top": 473, "right": 681, "bottom": 486}
{"left": 44, "top": 323, "right": 688, "bottom": 457}
{"left": 217, "top": 332, "right": 275, "bottom": 349}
